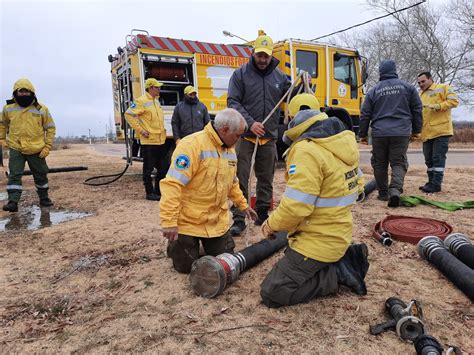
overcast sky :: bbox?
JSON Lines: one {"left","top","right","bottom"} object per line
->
{"left": 1, "top": 0, "right": 470, "bottom": 137}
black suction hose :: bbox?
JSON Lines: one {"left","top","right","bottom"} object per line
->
{"left": 236, "top": 231, "right": 288, "bottom": 270}
{"left": 444, "top": 233, "right": 474, "bottom": 269}
{"left": 83, "top": 163, "right": 130, "bottom": 186}
{"left": 418, "top": 236, "right": 474, "bottom": 301}
{"left": 364, "top": 178, "right": 377, "bottom": 198}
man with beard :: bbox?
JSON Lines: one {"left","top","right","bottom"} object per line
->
{"left": 1, "top": 78, "right": 56, "bottom": 212}
{"left": 172, "top": 85, "right": 210, "bottom": 143}
{"left": 227, "top": 30, "right": 292, "bottom": 234}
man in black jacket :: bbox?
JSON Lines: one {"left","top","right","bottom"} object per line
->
{"left": 172, "top": 86, "right": 210, "bottom": 143}
{"left": 227, "top": 31, "right": 291, "bottom": 234}
{"left": 359, "top": 60, "right": 422, "bottom": 207}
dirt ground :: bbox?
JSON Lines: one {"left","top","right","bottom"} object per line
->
{"left": 0, "top": 144, "right": 473, "bottom": 353}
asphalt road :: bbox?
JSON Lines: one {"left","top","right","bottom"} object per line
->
{"left": 92, "top": 143, "right": 474, "bottom": 167}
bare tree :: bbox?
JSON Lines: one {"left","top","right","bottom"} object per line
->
{"left": 334, "top": 0, "right": 473, "bottom": 104}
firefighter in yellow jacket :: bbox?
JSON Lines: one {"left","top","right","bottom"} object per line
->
{"left": 416, "top": 72, "right": 459, "bottom": 193}
{"left": 259, "top": 94, "right": 369, "bottom": 308}
{"left": 160, "top": 108, "right": 257, "bottom": 273}
{"left": 1, "top": 79, "right": 56, "bottom": 212}
{"left": 125, "top": 78, "right": 172, "bottom": 201}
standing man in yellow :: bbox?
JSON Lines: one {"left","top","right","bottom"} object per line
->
{"left": 1, "top": 78, "right": 56, "bottom": 213}
{"left": 259, "top": 94, "right": 368, "bottom": 308}
{"left": 417, "top": 72, "right": 459, "bottom": 193}
{"left": 160, "top": 108, "right": 257, "bottom": 274}
{"left": 125, "top": 78, "right": 169, "bottom": 201}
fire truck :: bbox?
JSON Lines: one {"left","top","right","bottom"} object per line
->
{"left": 108, "top": 29, "right": 367, "bottom": 158}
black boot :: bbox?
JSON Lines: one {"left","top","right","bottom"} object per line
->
{"left": 255, "top": 207, "right": 269, "bottom": 226}
{"left": 40, "top": 198, "right": 54, "bottom": 207}
{"left": 2, "top": 201, "right": 18, "bottom": 212}
{"left": 421, "top": 183, "right": 441, "bottom": 193}
{"left": 336, "top": 243, "right": 369, "bottom": 295}
{"left": 146, "top": 193, "right": 160, "bottom": 201}
{"left": 229, "top": 220, "right": 246, "bottom": 236}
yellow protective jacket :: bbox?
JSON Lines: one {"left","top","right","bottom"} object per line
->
{"left": 159, "top": 122, "right": 248, "bottom": 237}
{"left": 125, "top": 92, "right": 166, "bottom": 145}
{"left": 1, "top": 90, "right": 56, "bottom": 155}
{"left": 420, "top": 82, "right": 459, "bottom": 141}
{"left": 268, "top": 112, "right": 364, "bottom": 263}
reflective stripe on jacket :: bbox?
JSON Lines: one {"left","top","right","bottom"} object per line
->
{"left": 125, "top": 92, "right": 165, "bottom": 145}
{"left": 159, "top": 122, "right": 248, "bottom": 237}
{"left": 268, "top": 127, "right": 364, "bottom": 263}
{"left": 1, "top": 102, "right": 56, "bottom": 155}
{"left": 420, "top": 82, "right": 458, "bottom": 141}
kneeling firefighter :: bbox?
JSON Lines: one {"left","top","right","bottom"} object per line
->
{"left": 259, "top": 93, "right": 369, "bottom": 308}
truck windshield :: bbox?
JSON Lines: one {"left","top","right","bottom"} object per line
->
{"left": 334, "top": 54, "right": 357, "bottom": 87}
{"left": 296, "top": 50, "right": 318, "bottom": 78}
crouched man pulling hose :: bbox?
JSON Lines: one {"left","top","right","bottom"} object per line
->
{"left": 259, "top": 94, "right": 369, "bottom": 308}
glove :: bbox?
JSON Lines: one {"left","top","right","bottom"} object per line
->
{"left": 261, "top": 219, "right": 276, "bottom": 240}
{"left": 427, "top": 104, "right": 441, "bottom": 111}
{"left": 0, "top": 140, "right": 8, "bottom": 149}
{"left": 359, "top": 137, "right": 369, "bottom": 145}
{"left": 410, "top": 133, "right": 421, "bottom": 142}
{"left": 39, "top": 147, "right": 50, "bottom": 158}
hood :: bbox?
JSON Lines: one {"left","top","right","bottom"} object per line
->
{"left": 379, "top": 60, "right": 398, "bottom": 81}
{"left": 284, "top": 110, "right": 359, "bottom": 165}
{"left": 13, "top": 78, "right": 35, "bottom": 93}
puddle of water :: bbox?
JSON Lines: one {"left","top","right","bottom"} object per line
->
{"left": 0, "top": 205, "right": 92, "bottom": 232}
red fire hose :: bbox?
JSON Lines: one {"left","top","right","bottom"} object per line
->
{"left": 372, "top": 215, "right": 453, "bottom": 245}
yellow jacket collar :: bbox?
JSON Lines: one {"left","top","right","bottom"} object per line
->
{"left": 204, "top": 122, "right": 225, "bottom": 148}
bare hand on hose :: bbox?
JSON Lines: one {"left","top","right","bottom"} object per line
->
{"left": 162, "top": 227, "right": 178, "bottom": 241}
{"left": 261, "top": 220, "right": 276, "bottom": 240}
{"left": 244, "top": 207, "right": 258, "bottom": 221}
{"left": 359, "top": 137, "right": 369, "bottom": 145}
{"left": 141, "top": 129, "right": 150, "bottom": 138}
{"left": 250, "top": 122, "right": 265, "bottom": 137}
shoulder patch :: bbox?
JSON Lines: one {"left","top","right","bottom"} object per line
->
{"left": 288, "top": 164, "right": 296, "bottom": 175}
{"left": 175, "top": 154, "right": 191, "bottom": 170}
{"left": 130, "top": 102, "right": 136, "bottom": 108}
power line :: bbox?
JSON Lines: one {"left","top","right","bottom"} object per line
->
{"left": 310, "top": 0, "right": 427, "bottom": 41}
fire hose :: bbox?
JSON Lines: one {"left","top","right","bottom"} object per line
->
{"left": 189, "top": 231, "right": 288, "bottom": 298}
{"left": 372, "top": 215, "right": 453, "bottom": 246}
{"left": 418, "top": 235, "right": 474, "bottom": 301}
{"left": 444, "top": 233, "right": 474, "bottom": 269}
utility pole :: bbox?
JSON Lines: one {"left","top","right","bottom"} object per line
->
{"left": 88, "top": 129, "right": 92, "bottom": 145}
{"left": 105, "top": 124, "right": 109, "bottom": 144}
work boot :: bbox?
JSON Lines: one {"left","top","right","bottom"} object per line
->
{"left": 146, "top": 193, "right": 161, "bottom": 201}
{"left": 40, "top": 198, "right": 54, "bottom": 207}
{"left": 387, "top": 194, "right": 400, "bottom": 208}
{"left": 2, "top": 201, "right": 18, "bottom": 212}
{"left": 229, "top": 220, "right": 246, "bottom": 236}
{"left": 418, "top": 182, "right": 430, "bottom": 191}
{"left": 421, "top": 184, "right": 441, "bottom": 193}
{"left": 377, "top": 194, "right": 389, "bottom": 201}
{"left": 336, "top": 243, "right": 369, "bottom": 295}
{"left": 255, "top": 207, "right": 269, "bottom": 226}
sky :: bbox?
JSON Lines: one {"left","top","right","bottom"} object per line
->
{"left": 0, "top": 0, "right": 470, "bottom": 137}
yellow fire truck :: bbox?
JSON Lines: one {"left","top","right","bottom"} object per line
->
{"left": 108, "top": 29, "right": 367, "bottom": 158}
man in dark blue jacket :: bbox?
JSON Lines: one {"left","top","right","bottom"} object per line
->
{"left": 171, "top": 86, "right": 210, "bottom": 142}
{"left": 227, "top": 31, "right": 292, "bottom": 234}
{"left": 359, "top": 60, "right": 422, "bottom": 207}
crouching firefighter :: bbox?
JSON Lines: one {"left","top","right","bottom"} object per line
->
{"left": 1, "top": 79, "right": 56, "bottom": 212}
{"left": 259, "top": 93, "right": 369, "bottom": 308}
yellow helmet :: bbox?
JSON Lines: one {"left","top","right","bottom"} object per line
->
{"left": 253, "top": 30, "right": 273, "bottom": 56}
{"left": 184, "top": 85, "right": 196, "bottom": 95}
{"left": 288, "top": 93, "right": 320, "bottom": 117}
{"left": 145, "top": 78, "right": 163, "bottom": 89}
